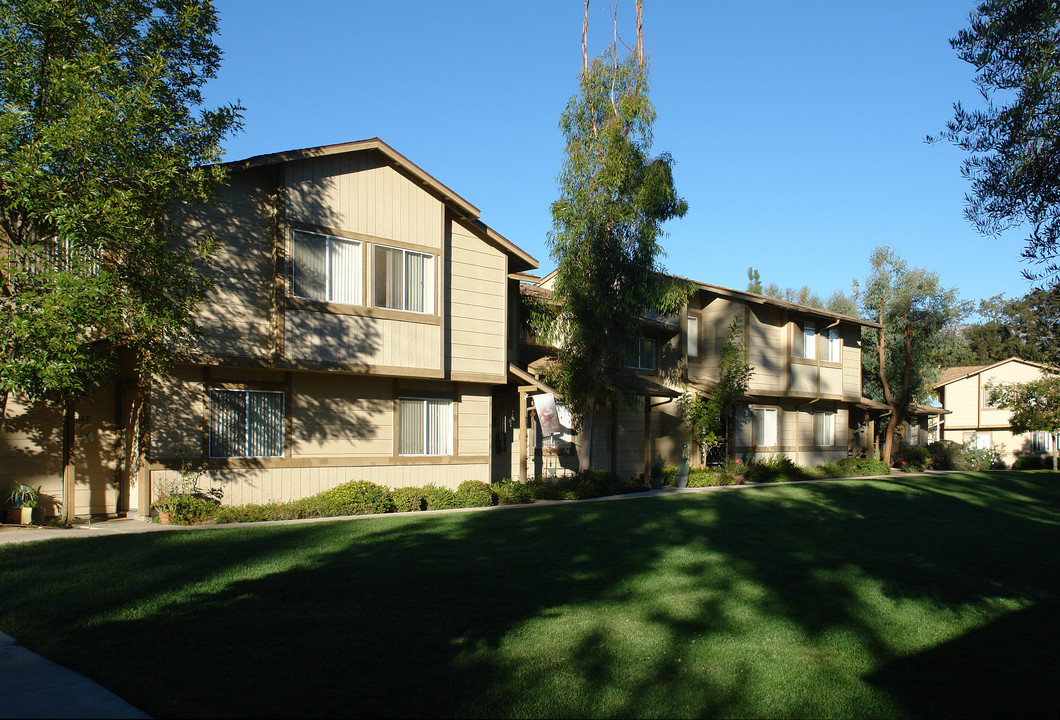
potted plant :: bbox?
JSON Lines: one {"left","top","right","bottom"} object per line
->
{"left": 675, "top": 445, "right": 690, "bottom": 488}
{"left": 6, "top": 484, "right": 39, "bottom": 525}
{"left": 650, "top": 455, "right": 665, "bottom": 490}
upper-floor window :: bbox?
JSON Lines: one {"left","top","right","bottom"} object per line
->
{"left": 982, "top": 386, "right": 1001, "bottom": 408}
{"left": 209, "top": 389, "right": 285, "bottom": 458}
{"left": 375, "top": 245, "right": 434, "bottom": 313}
{"left": 293, "top": 230, "right": 363, "bottom": 305}
{"left": 398, "top": 398, "right": 452, "bottom": 455}
{"left": 793, "top": 321, "right": 815, "bottom": 360}
{"left": 815, "top": 411, "right": 835, "bottom": 446}
{"left": 626, "top": 337, "right": 656, "bottom": 370}
{"left": 826, "top": 328, "right": 841, "bottom": 363}
{"left": 686, "top": 316, "right": 699, "bottom": 358}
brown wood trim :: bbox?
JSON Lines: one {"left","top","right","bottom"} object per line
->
{"left": 450, "top": 370, "right": 506, "bottom": 385}
{"left": 285, "top": 296, "right": 443, "bottom": 325}
{"left": 287, "top": 219, "right": 439, "bottom": 255}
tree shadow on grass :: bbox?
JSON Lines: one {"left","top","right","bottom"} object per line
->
{"left": 0, "top": 472, "right": 1057, "bottom": 718}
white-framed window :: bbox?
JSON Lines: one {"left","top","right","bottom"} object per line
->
{"left": 374, "top": 245, "right": 434, "bottom": 313}
{"left": 293, "top": 230, "right": 363, "bottom": 305}
{"left": 826, "top": 328, "right": 841, "bottom": 363}
{"left": 964, "top": 431, "right": 991, "bottom": 450}
{"left": 209, "top": 389, "right": 285, "bottom": 458}
{"left": 398, "top": 398, "right": 452, "bottom": 456}
{"left": 626, "top": 337, "right": 656, "bottom": 370}
{"left": 907, "top": 422, "right": 920, "bottom": 446}
{"left": 753, "top": 407, "right": 778, "bottom": 447}
{"left": 982, "top": 386, "right": 1001, "bottom": 408}
{"left": 793, "top": 321, "right": 815, "bottom": 359}
{"left": 1031, "top": 431, "right": 1055, "bottom": 453}
{"left": 815, "top": 411, "right": 835, "bottom": 447}
{"left": 686, "top": 316, "right": 699, "bottom": 358}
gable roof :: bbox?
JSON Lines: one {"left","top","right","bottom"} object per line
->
{"left": 934, "top": 356, "right": 1059, "bottom": 389}
{"left": 225, "top": 137, "right": 538, "bottom": 272}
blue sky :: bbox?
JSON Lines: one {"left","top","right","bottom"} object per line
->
{"left": 203, "top": 0, "right": 1029, "bottom": 312}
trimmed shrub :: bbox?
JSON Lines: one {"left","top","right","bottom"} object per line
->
{"left": 745, "top": 454, "right": 806, "bottom": 483}
{"left": 927, "top": 440, "right": 962, "bottom": 470}
{"left": 391, "top": 486, "right": 426, "bottom": 512}
{"left": 214, "top": 500, "right": 306, "bottom": 524}
{"left": 315, "top": 480, "right": 394, "bottom": 516}
{"left": 494, "top": 479, "right": 535, "bottom": 505}
{"left": 455, "top": 480, "right": 497, "bottom": 508}
{"left": 420, "top": 484, "right": 460, "bottom": 510}
{"left": 162, "top": 494, "right": 219, "bottom": 525}
{"left": 896, "top": 445, "right": 931, "bottom": 471}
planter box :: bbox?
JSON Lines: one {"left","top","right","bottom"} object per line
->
{"left": 5, "top": 507, "right": 34, "bottom": 525}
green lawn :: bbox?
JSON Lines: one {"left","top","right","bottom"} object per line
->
{"left": 1, "top": 471, "right": 1057, "bottom": 718}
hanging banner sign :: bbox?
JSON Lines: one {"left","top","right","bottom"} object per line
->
{"left": 532, "top": 393, "right": 562, "bottom": 437}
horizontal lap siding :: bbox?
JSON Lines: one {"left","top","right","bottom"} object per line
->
{"left": 291, "top": 374, "right": 393, "bottom": 457}
{"left": 285, "top": 154, "right": 442, "bottom": 250}
{"left": 458, "top": 388, "right": 491, "bottom": 457}
{"left": 184, "top": 171, "right": 274, "bottom": 359}
{"left": 284, "top": 311, "right": 441, "bottom": 369}
{"left": 447, "top": 221, "right": 506, "bottom": 379}
{"left": 842, "top": 334, "right": 861, "bottom": 397}
{"left": 151, "top": 368, "right": 206, "bottom": 458}
{"left": 748, "top": 306, "right": 786, "bottom": 394}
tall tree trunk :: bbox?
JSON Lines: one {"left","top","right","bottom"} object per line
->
{"left": 0, "top": 389, "right": 8, "bottom": 434}
{"left": 582, "top": 0, "right": 589, "bottom": 71}
{"left": 577, "top": 405, "right": 594, "bottom": 472}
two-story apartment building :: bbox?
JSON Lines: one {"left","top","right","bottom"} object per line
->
{"left": 934, "top": 357, "right": 1059, "bottom": 466}
{"left": 501, "top": 275, "right": 886, "bottom": 482}
{"left": 1, "top": 139, "right": 538, "bottom": 519}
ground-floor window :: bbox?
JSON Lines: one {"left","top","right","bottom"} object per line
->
{"left": 814, "top": 411, "right": 835, "bottom": 447}
{"left": 964, "top": 431, "right": 991, "bottom": 450}
{"left": 399, "top": 398, "right": 452, "bottom": 455}
{"left": 210, "top": 389, "right": 285, "bottom": 458}
{"left": 1031, "top": 430, "right": 1055, "bottom": 453}
{"left": 753, "top": 407, "right": 778, "bottom": 447}
{"left": 907, "top": 422, "right": 920, "bottom": 446}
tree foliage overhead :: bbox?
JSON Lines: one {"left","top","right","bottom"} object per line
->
{"left": 543, "top": 33, "right": 689, "bottom": 470}
{"left": 933, "top": 0, "right": 1060, "bottom": 286}
{"left": 860, "top": 246, "right": 963, "bottom": 464}
{"left": 0, "top": 0, "right": 243, "bottom": 409}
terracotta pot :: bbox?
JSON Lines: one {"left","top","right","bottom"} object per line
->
{"left": 733, "top": 474, "right": 745, "bottom": 485}
{"left": 157, "top": 511, "right": 172, "bottom": 524}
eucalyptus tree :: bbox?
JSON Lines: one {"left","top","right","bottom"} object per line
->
{"left": 0, "top": 0, "right": 242, "bottom": 516}
{"left": 860, "top": 247, "right": 963, "bottom": 464}
{"left": 543, "top": 7, "right": 689, "bottom": 472}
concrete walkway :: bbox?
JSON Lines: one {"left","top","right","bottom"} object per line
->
{"left": 0, "top": 632, "right": 149, "bottom": 718}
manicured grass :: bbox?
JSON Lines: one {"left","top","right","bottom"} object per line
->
{"left": 1, "top": 471, "right": 1057, "bottom": 718}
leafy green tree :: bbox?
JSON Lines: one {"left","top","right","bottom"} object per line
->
{"left": 988, "top": 374, "right": 1060, "bottom": 470}
{"left": 932, "top": 0, "right": 1060, "bottom": 286}
{"left": 545, "top": 44, "right": 689, "bottom": 471}
{"left": 0, "top": 0, "right": 242, "bottom": 517}
{"left": 860, "top": 247, "right": 963, "bottom": 464}
{"left": 680, "top": 316, "right": 753, "bottom": 465}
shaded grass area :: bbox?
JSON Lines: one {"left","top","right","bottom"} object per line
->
{"left": 1, "top": 471, "right": 1057, "bottom": 718}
